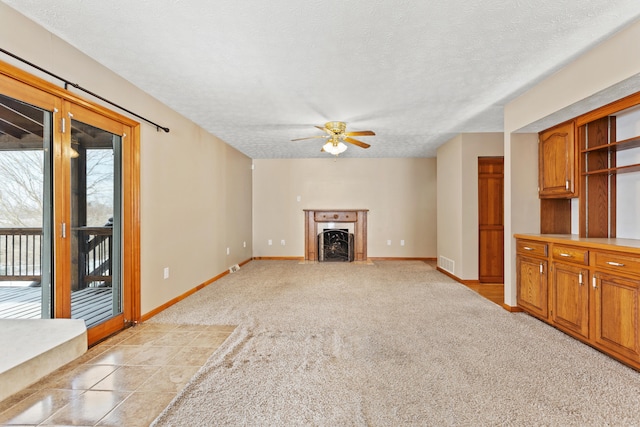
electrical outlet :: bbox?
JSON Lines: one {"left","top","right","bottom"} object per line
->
{"left": 243, "top": 241, "right": 246, "bottom": 248}
{"left": 387, "top": 240, "right": 392, "bottom": 246}
{"left": 296, "top": 195, "right": 301, "bottom": 202}
{"left": 163, "top": 267, "right": 169, "bottom": 279}
{"left": 226, "top": 247, "right": 230, "bottom": 255}
{"left": 268, "top": 239, "right": 272, "bottom": 246}
{"left": 401, "top": 240, "right": 405, "bottom": 246}
{"left": 281, "top": 239, "right": 285, "bottom": 245}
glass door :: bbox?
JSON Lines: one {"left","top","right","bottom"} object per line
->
{"left": 0, "top": 67, "right": 138, "bottom": 345}
{"left": 62, "top": 103, "right": 128, "bottom": 337}
{"left": 68, "top": 118, "right": 122, "bottom": 328}
{"left": 0, "top": 88, "right": 57, "bottom": 320}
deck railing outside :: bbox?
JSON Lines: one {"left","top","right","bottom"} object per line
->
{"left": 0, "top": 227, "right": 112, "bottom": 287}
{"left": 0, "top": 228, "right": 42, "bottom": 282}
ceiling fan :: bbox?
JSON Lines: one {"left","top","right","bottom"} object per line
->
{"left": 291, "top": 121, "right": 375, "bottom": 156}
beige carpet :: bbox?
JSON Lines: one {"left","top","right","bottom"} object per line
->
{"left": 149, "top": 260, "right": 640, "bottom": 426}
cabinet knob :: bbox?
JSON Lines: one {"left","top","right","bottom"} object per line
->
{"left": 333, "top": 214, "right": 338, "bottom": 219}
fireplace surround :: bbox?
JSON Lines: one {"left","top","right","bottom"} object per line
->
{"left": 303, "top": 209, "right": 368, "bottom": 262}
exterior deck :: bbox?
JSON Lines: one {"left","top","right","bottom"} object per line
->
{"left": 0, "top": 286, "right": 113, "bottom": 327}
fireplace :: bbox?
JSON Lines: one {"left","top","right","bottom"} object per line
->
{"left": 318, "top": 229, "right": 354, "bottom": 262}
{"left": 303, "top": 209, "right": 368, "bottom": 262}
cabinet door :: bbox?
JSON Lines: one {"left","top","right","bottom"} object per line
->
{"left": 551, "top": 262, "right": 589, "bottom": 338}
{"left": 539, "top": 121, "right": 577, "bottom": 198}
{"left": 517, "top": 256, "right": 548, "bottom": 319}
{"left": 593, "top": 272, "right": 640, "bottom": 361}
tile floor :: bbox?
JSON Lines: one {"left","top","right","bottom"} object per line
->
{"left": 0, "top": 323, "right": 235, "bottom": 426}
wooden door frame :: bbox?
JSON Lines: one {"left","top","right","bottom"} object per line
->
{"left": 1, "top": 60, "right": 141, "bottom": 345}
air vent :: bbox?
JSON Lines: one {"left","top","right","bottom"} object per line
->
{"left": 439, "top": 256, "right": 455, "bottom": 274}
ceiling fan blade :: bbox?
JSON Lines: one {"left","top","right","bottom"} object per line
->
{"left": 345, "top": 130, "right": 375, "bottom": 137}
{"left": 344, "top": 137, "right": 370, "bottom": 149}
{"left": 291, "top": 135, "right": 327, "bottom": 141}
{"left": 315, "top": 125, "right": 332, "bottom": 134}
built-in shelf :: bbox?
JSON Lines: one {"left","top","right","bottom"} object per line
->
{"left": 582, "top": 163, "right": 640, "bottom": 176}
{"left": 581, "top": 134, "right": 640, "bottom": 154}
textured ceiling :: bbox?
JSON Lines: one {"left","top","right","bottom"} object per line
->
{"left": 3, "top": 1, "right": 640, "bottom": 159}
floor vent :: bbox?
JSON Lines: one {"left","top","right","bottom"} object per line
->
{"left": 439, "top": 256, "right": 455, "bottom": 274}
{"left": 229, "top": 264, "right": 240, "bottom": 273}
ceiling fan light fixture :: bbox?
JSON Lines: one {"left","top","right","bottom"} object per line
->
{"left": 322, "top": 141, "right": 347, "bottom": 156}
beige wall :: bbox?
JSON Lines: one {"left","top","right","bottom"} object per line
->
{"left": 436, "top": 135, "right": 463, "bottom": 275}
{"left": 252, "top": 158, "right": 437, "bottom": 258}
{"left": 437, "top": 133, "right": 503, "bottom": 280}
{"left": 503, "top": 19, "right": 640, "bottom": 305}
{"left": 1, "top": 4, "right": 253, "bottom": 316}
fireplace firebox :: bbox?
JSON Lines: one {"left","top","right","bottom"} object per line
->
{"left": 318, "top": 229, "right": 354, "bottom": 262}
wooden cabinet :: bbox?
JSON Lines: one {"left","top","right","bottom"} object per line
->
{"left": 593, "top": 272, "right": 640, "bottom": 361}
{"left": 516, "top": 240, "right": 548, "bottom": 319}
{"left": 551, "top": 261, "right": 589, "bottom": 339}
{"left": 517, "top": 255, "right": 548, "bottom": 319}
{"left": 515, "top": 235, "right": 640, "bottom": 370}
{"left": 592, "top": 249, "right": 640, "bottom": 361}
{"left": 539, "top": 121, "right": 577, "bottom": 198}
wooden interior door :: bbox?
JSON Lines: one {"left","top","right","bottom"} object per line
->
{"left": 478, "top": 157, "right": 504, "bottom": 283}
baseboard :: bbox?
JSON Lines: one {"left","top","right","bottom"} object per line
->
{"left": 501, "top": 304, "right": 523, "bottom": 312}
{"left": 368, "top": 257, "right": 437, "bottom": 262}
{"left": 437, "top": 266, "right": 463, "bottom": 282}
{"left": 252, "top": 256, "right": 305, "bottom": 261}
{"left": 140, "top": 258, "right": 253, "bottom": 322}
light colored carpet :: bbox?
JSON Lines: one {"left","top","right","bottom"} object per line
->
{"left": 150, "top": 260, "right": 640, "bottom": 426}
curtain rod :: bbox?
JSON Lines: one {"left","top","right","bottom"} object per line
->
{"left": 0, "top": 47, "right": 170, "bottom": 133}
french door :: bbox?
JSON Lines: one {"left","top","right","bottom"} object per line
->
{"left": 0, "top": 63, "right": 139, "bottom": 345}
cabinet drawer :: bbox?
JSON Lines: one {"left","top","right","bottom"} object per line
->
{"left": 594, "top": 251, "right": 640, "bottom": 276}
{"left": 516, "top": 240, "right": 548, "bottom": 257}
{"left": 552, "top": 245, "right": 589, "bottom": 265}
{"left": 314, "top": 211, "right": 357, "bottom": 222}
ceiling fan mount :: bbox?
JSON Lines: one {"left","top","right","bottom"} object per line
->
{"left": 291, "top": 121, "right": 375, "bottom": 156}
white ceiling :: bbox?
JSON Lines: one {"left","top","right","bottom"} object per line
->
{"left": 3, "top": 1, "right": 640, "bottom": 159}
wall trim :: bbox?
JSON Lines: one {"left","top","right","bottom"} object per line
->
{"left": 139, "top": 258, "right": 252, "bottom": 322}
{"left": 252, "top": 256, "right": 305, "bottom": 261}
{"left": 369, "top": 257, "right": 437, "bottom": 262}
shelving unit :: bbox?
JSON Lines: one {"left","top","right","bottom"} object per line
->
{"left": 582, "top": 134, "right": 640, "bottom": 176}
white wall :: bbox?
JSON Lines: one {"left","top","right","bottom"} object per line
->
{"left": 437, "top": 133, "right": 503, "bottom": 280}
{"left": 0, "top": 4, "right": 253, "bottom": 316}
{"left": 252, "top": 158, "right": 437, "bottom": 258}
{"left": 504, "top": 19, "right": 640, "bottom": 306}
